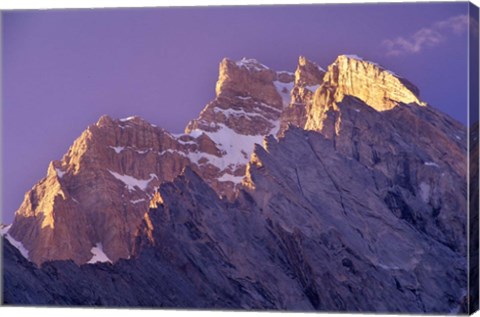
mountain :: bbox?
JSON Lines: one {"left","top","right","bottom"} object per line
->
{"left": 2, "top": 54, "right": 472, "bottom": 313}
{"left": 6, "top": 57, "right": 296, "bottom": 265}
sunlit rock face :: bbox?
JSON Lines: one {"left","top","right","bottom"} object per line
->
{"left": 304, "top": 55, "right": 425, "bottom": 132}
{"left": 186, "top": 57, "right": 284, "bottom": 136}
{"left": 278, "top": 56, "right": 325, "bottom": 136}
{"left": 9, "top": 116, "right": 191, "bottom": 264}
{"left": 184, "top": 58, "right": 294, "bottom": 198}
{"left": 323, "top": 55, "right": 424, "bottom": 111}
{"left": 8, "top": 57, "right": 295, "bottom": 266}
{"left": 4, "top": 53, "right": 468, "bottom": 315}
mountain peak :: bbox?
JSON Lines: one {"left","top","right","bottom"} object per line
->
{"left": 235, "top": 57, "right": 270, "bottom": 71}
{"left": 215, "top": 57, "right": 279, "bottom": 102}
{"left": 337, "top": 54, "right": 365, "bottom": 61}
{"left": 96, "top": 114, "right": 114, "bottom": 126}
{"left": 187, "top": 56, "right": 287, "bottom": 137}
{"left": 295, "top": 56, "right": 325, "bottom": 87}
{"left": 323, "top": 54, "right": 426, "bottom": 111}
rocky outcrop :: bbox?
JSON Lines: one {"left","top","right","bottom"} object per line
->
{"left": 278, "top": 56, "right": 325, "bottom": 135}
{"left": 321, "top": 55, "right": 423, "bottom": 110}
{"left": 304, "top": 55, "right": 426, "bottom": 132}
{"left": 183, "top": 58, "right": 294, "bottom": 197}
{"left": 186, "top": 57, "right": 285, "bottom": 136}
{"left": 8, "top": 116, "right": 192, "bottom": 264}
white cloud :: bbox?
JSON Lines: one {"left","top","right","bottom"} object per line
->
{"left": 434, "top": 14, "right": 470, "bottom": 34}
{"left": 383, "top": 14, "right": 472, "bottom": 56}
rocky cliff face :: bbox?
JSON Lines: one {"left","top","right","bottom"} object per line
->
{"left": 9, "top": 116, "right": 189, "bottom": 264}
{"left": 278, "top": 56, "right": 324, "bottom": 135}
{"left": 183, "top": 57, "right": 294, "bottom": 197}
{"left": 3, "top": 54, "right": 471, "bottom": 313}
{"left": 7, "top": 57, "right": 295, "bottom": 265}
{"left": 303, "top": 55, "right": 425, "bottom": 131}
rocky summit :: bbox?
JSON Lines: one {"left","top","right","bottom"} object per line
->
{"left": 2, "top": 54, "right": 472, "bottom": 313}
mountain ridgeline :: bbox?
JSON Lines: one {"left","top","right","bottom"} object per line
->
{"left": 2, "top": 55, "right": 471, "bottom": 313}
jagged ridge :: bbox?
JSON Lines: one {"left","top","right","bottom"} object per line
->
{"left": 3, "top": 113, "right": 468, "bottom": 312}
{"left": 5, "top": 54, "right": 464, "bottom": 269}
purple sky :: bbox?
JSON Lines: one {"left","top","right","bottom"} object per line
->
{"left": 2, "top": 2, "right": 472, "bottom": 223}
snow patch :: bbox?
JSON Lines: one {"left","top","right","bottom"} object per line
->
{"left": 255, "top": 101, "right": 282, "bottom": 114}
{"left": 158, "top": 149, "right": 181, "bottom": 156}
{"left": 385, "top": 69, "right": 400, "bottom": 77}
{"left": 236, "top": 96, "right": 252, "bottom": 100}
{"left": 134, "top": 148, "right": 152, "bottom": 154}
{"left": 87, "top": 243, "right": 112, "bottom": 264}
{"left": 305, "top": 84, "right": 321, "bottom": 92}
{"left": 0, "top": 224, "right": 12, "bottom": 235}
{"left": 119, "top": 116, "right": 137, "bottom": 122}
{"left": 343, "top": 54, "right": 364, "bottom": 60}
{"left": 55, "top": 168, "right": 66, "bottom": 178}
{"left": 176, "top": 139, "right": 197, "bottom": 145}
{"left": 5, "top": 233, "right": 30, "bottom": 260}
{"left": 424, "top": 162, "right": 439, "bottom": 167}
{"left": 354, "top": 109, "right": 361, "bottom": 113}
{"left": 189, "top": 129, "right": 205, "bottom": 138}
{"left": 455, "top": 135, "right": 461, "bottom": 140}
{"left": 109, "top": 146, "right": 124, "bottom": 154}
{"left": 273, "top": 80, "right": 294, "bottom": 108}
{"left": 130, "top": 198, "right": 146, "bottom": 204}
{"left": 109, "top": 171, "right": 157, "bottom": 192}
{"left": 236, "top": 58, "right": 268, "bottom": 71}
{"left": 271, "top": 121, "right": 281, "bottom": 136}
{"left": 277, "top": 70, "right": 294, "bottom": 76}
{"left": 110, "top": 146, "right": 152, "bottom": 154}
{"left": 343, "top": 54, "right": 381, "bottom": 68}
{"left": 187, "top": 151, "right": 227, "bottom": 169}
{"left": 218, "top": 173, "right": 244, "bottom": 184}
{"left": 187, "top": 124, "right": 264, "bottom": 170}
{"left": 214, "top": 107, "right": 268, "bottom": 120}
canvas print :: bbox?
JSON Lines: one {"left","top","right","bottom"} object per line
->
{"left": 1, "top": 1, "right": 479, "bottom": 314}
